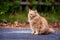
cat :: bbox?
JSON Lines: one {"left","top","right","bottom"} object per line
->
{"left": 28, "top": 9, "right": 55, "bottom": 35}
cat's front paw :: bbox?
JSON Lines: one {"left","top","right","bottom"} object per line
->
{"left": 34, "top": 32, "right": 39, "bottom": 35}
{"left": 31, "top": 31, "right": 35, "bottom": 34}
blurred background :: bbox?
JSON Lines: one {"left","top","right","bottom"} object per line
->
{"left": 0, "top": 0, "right": 60, "bottom": 28}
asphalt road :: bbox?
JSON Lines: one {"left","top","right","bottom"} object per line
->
{"left": 0, "top": 28, "right": 60, "bottom": 40}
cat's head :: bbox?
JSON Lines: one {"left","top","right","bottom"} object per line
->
{"left": 28, "top": 9, "right": 39, "bottom": 19}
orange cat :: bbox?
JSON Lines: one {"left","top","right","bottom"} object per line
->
{"left": 28, "top": 9, "right": 55, "bottom": 35}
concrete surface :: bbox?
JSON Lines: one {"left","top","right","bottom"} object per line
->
{"left": 0, "top": 28, "right": 60, "bottom": 40}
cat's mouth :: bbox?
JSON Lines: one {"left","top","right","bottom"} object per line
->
{"left": 30, "top": 16, "right": 36, "bottom": 19}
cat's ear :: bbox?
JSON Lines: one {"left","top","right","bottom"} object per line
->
{"left": 35, "top": 10, "right": 40, "bottom": 16}
{"left": 29, "top": 9, "right": 32, "bottom": 13}
{"left": 29, "top": 9, "right": 31, "bottom": 11}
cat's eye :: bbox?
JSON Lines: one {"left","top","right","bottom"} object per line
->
{"left": 35, "top": 12, "right": 37, "bottom": 14}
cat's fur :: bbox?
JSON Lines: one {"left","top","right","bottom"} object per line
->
{"left": 28, "top": 9, "right": 55, "bottom": 35}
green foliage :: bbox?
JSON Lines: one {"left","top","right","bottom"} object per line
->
{"left": 46, "top": 0, "right": 55, "bottom": 2}
{"left": 15, "top": 0, "right": 20, "bottom": 3}
{"left": 0, "top": 0, "right": 60, "bottom": 23}
{"left": 0, "top": 1, "right": 13, "bottom": 14}
{"left": 40, "top": 12, "right": 60, "bottom": 23}
{"left": 47, "top": 14, "right": 59, "bottom": 22}
{"left": 29, "top": 0, "right": 38, "bottom": 5}
{"left": 0, "top": 0, "right": 20, "bottom": 15}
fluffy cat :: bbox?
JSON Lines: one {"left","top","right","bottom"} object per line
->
{"left": 28, "top": 9, "right": 55, "bottom": 35}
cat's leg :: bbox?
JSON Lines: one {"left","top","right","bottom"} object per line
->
{"left": 39, "top": 26, "right": 46, "bottom": 34}
{"left": 31, "top": 28, "right": 35, "bottom": 34}
{"left": 34, "top": 28, "right": 39, "bottom": 35}
{"left": 39, "top": 29, "right": 45, "bottom": 34}
{"left": 30, "top": 23, "right": 35, "bottom": 34}
{"left": 31, "top": 27, "right": 35, "bottom": 34}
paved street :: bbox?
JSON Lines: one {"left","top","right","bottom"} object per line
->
{"left": 0, "top": 28, "right": 60, "bottom": 40}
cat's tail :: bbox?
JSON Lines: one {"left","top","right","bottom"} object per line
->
{"left": 48, "top": 27, "right": 58, "bottom": 33}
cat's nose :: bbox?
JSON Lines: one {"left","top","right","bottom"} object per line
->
{"left": 30, "top": 16, "right": 32, "bottom": 18}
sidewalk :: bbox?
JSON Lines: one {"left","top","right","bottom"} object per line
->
{"left": 0, "top": 28, "right": 60, "bottom": 40}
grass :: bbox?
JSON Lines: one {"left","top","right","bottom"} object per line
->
{"left": 0, "top": 12, "right": 28, "bottom": 23}
{"left": 0, "top": 12, "right": 60, "bottom": 23}
{"left": 40, "top": 12, "right": 60, "bottom": 23}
